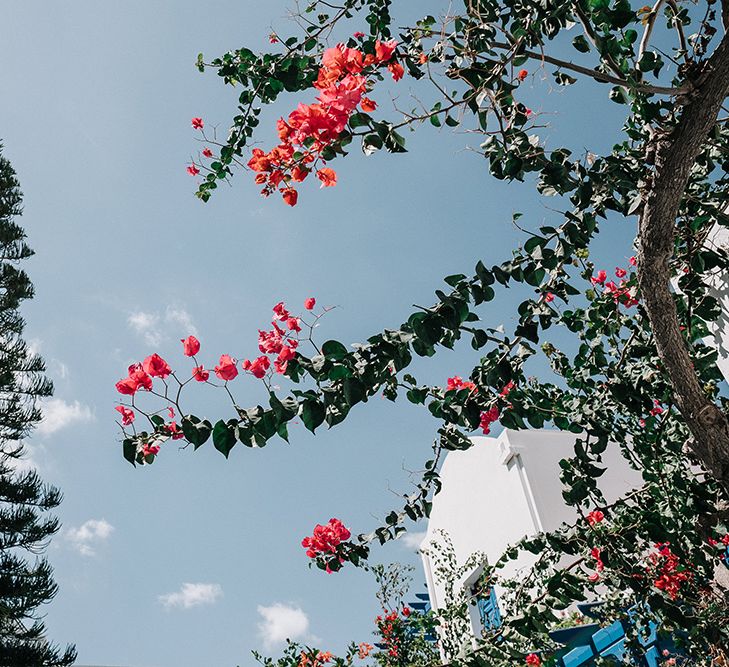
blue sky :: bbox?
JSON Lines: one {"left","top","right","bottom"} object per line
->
{"left": 1, "top": 2, "right": 639, "bottom": 666}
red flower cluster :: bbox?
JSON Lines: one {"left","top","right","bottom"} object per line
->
{"left": 525, "top": 654, "right": 541, "bottom": 666}
{"left": 591, "top": 267, "right": 638, "bottom": 307}
{"left": 446, "top": 375, "right": 476, "bottom": 392}
{"left": 650, "top": 543, "right": 691, "bottom": 600}
{"left": 301, "top": 518, "right": 352, "bottom": 559}
{"left": 376, "top": 610, "right": 408, "bottom": 659}
{"left": 649, "top": 399, "right": 664, "bottom": 417}
{"left": 586, "top": 510, "right": 604, "bottom": 526}
{"left": 480, "top": 406, "right": 500, "bottom": 434}
{"left": 517, "top": 69, "right": 529, "bottom": 81}
{"left": 115, "top": 405, "right": 135, "bottom": 426}
{"left": 248, "top": 39, "right": 400, "bottom": 205}
{"left": 357, "top": 643, "right": 374, "bottom": 660}
{"left": 115, "top": 362, "right": 154, "bottom": 395}
{"left": 241, "top": 300, "right": 304, "bottom": 377}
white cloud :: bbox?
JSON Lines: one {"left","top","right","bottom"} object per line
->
{"left": 65, "top": 518, "right": 114, "bottom": 557}
{"left": 36, "top": 398, "right": 94, "bottom": 436}
{"left": 128, "top": 306, "right": 197, "bottom": 346}
{"left": 257, "top": 603, "right": 311, "bottom": 650}
{"left": 128, "top": 311, "right": 162, "bottom": 346}
{"left": 159, "top": 583, "right": 223, "bottom": 610}
{"left": 400, "top": 531, "right": 427, "bottom": 551}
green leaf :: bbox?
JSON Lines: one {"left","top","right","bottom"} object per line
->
{"left": 572, "top": 35, "right": 590, "bottom": 53}
{"left": 122, "top": 439, "right": 137, "bottom": 466}
{"left": 181, "top": 416, "right": 213, "bottom": 449}
{"left": 212, "top": 420, "right": 236, "bottom": 458}
{"left": 301, "top": 400, "right": 325, "bottom": 432}
{"left": 322, "top": 340, "right": 348, "bottom": 359}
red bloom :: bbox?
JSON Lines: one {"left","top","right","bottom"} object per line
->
{"left": 615, "top": 267, "right": 627, "bottom": 278}
{"left": 650, "top": 400, "right": 664, "bottom": 417}
{"left": 115, "top": 405, "right": 135, "bottom": 426}
{"left": 191, "top": 117, "right": 204, "bottom": 130}
{"left": 591, "top": 269, "right": 607, "bottom": 285}
{"left": 142, "top": 443, "right": 160, "bottom": 457}
{"left": 500, "top": 381, "right": 515, "bottom": 397}
{"left": 202, "top": 147, "right": 213, "bottom": 158}
{"left": 446, "top": 376, "right": 476, "bottom": 392}
{"left": 282, "top": 187, "right": 298, "bottom": 206}
{"left": 544, "top": 292, "right": 555, "bottom": 302}
{"left": 301, "top": 518, "right": 352, "bottom": 558}
{"left": 304, "top": 297, "right": 316, "bottom": 310}
{"left": 214, "top": 354, "right": 239, "bottom": 381}
{"left": 317, "top": 168, "right": 337, "bottom": 188}
{"left": 375, "top": 39, "right": 398, "bottom": 62}
{"left": 591, "top": 547, "right": 604, "bottom": 572}
{"left": 115, "top": 363, "right": 154, "bottom": 395}
{"left": 517, "top": 69, "right": 528, "bottom": 81}
{"left": 629, "top": 256, "right": 637, "bottom": 266}
{"left": 479, "top": 406, "right": 500, "bottom": 434}
{"left": 388, "top": 62, "right": 404, "bottom": 81}
{"left": 361, "top": 97, "right": 377, "bottom": 112}
{"left": 402, "top": 607, "right": 411, "bottom": 617}
{"left": 291, "top": 166, "right": 309, "bottom": 182}
{"left": 181, "top": 335, "right": 200, "bottom": 357}
{"left": 272, "top": 302, "right": 290, "bottom": 321}
{"left": 286, "top": 317, "right": 302, "bottom": 332}
{"left": 247, "top": 355, "right": 271, "bottom": 379}
{"left": 192, "top": 365, "right": 209, "bottom": 382}
{"left": 166, "top": 421, "right": 184, "bottom": 440}
{"left": 269, "top": 33, "right": 278, "bottom": 44}
{"left": 526, "top": 654, "right": 541, "bottom": 666}
{"left": 419, "top": 53, "right": 428, "bottom": 64}
{"left": 586, "top": 510, "right": 604, "bottom": 526}
{"left": 187, "top": 164, "right": 200, "bottom": 176}
{"left": 143, "top": 353, "right": 172, "bottom": 379}
{"left": 353, "top": 31, "right": 365, "bottom": 39}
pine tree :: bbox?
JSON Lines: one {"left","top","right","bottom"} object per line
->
{"left": 0, "top": 143, "right": 75, "bottom": 666}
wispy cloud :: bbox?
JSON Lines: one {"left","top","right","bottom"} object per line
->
{"left": 128, "top": 306, "right": 197, "bottom": 347}
{"left": 257, "top": 603, "right": 311, "bottom": 650}
{"left": 65, "top": 519, "right": 114, "bottom": 556}
{"left": 400, "top": 531, "right": 427, "bottom": 551}
{"left": 36, "top": 398, "right": 94, "bottom": 437}
{"left": 159, "top": 583, "right": 223, "bottom": 610}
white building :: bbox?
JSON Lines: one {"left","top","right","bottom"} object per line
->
{"left": 420, "top": 429, "right": 644, "bottom": 642}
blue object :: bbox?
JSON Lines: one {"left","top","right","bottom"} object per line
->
{"left": 476, "top": 586, "right": 502, "bottom": 630}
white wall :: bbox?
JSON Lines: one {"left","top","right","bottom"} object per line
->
{"left": 422, "top": 429, "right": 643, "bottom": 618}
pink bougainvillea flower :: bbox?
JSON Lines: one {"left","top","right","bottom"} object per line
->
{"left": 115, "top": 363, "right": 153, "bottom": 395}
{"left": 304, "top": 297, "right": 316, "bottom": 310}
{"left": 588, "top": 572, "right": 600, "bottom": 583}
{"left": 587, "top": 510, "right": 605, "bottom": 526}
{"left": 361, "top": 97, "right": 377, "bottom": 112}
{"left": 301, "top": 518, "right": 351, "bottom": 558}
{"left": 375, "top": 39, "right": 398, "bottom": 62}
{"left": 272, "top": 301, "right": 290, "bottom": 321}
{"left": 269, "top": 33, "right": 278, "bottom": 43}
{"left": 187, "top": 164, "right": 200, "bottom": 176}
{"left": 167, "top": 406, "right": 175, "bottom": 419}
{"left": 544, "top": 292, "right": 555, "bottom": 302}
{"left": 317, "top": 168, "right": 337, "bottom": 188}
{"left": 286, "top": 317, "right": 302, "bottom": 332}
{"left": 192, "top": 365, "right": 209, "bottom": 382}
{"left": 479, "top": 406, "right": 500, "bottom": 434}
{"left": 650, "top": 400, "right": 664, "bottom": 417}
{"left": 500, "top": 380, "right": 515, "bottom": 397}
{"left": 142, "top": 443, "right": 161, "bottom": 456}
{"left": 518, "top": 69, "right": 528, "bottom": 81}
{"left": 181, "top": 335, "right": 201, "bottom": 357}
{"left": 353, "top": 31, "right": 365, "bottom": 39}
{"left": 248, "top": 355, "right": 271, "bottom": 379}
{"left": 202, "top": 147, "right": 213, "bottom": 158}
{"left": 525, "top": 654, "right": 541, "bottom": 667}
{"left": 166, "top": 421, "right": 184, "bottom": 440}
{"left": 191, "top": 117, "right": 204, "bottom": 130}
{"left": 282, "top": 187, "right": 298, "bottom": 206}
{"left": 591, "top": 269, "right": 607, "bottom": 285}
{"left": 115, "top": 405, "right": 135, "bottom": 426}
{"left": 143, "top": 353, "right": 172, "bottom": 379}
{"left": 629, "top": 256, "right": 637, "bottom": 266}
{"left": 446, "top": 376, "right": 476, "bottom": 392}
{"left": 214, "top": 354, "right": 239, "bottom": 381}
{"left": 615, "top": 267, "right": 627, "bottom": 278}
{"left": 388, "top": 61, "right": 405, "bottom": 81}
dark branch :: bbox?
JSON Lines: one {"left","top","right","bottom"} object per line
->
{"left": 637, "top": 31, "right": 729, "bottom": 494}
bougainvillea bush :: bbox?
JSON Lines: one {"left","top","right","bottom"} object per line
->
{"left": 116, "top": 0, "right": 729, "bottom": 663}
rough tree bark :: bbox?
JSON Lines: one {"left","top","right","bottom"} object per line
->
{"left": 637, "top": 31, "right": 729, "bottom": 495}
